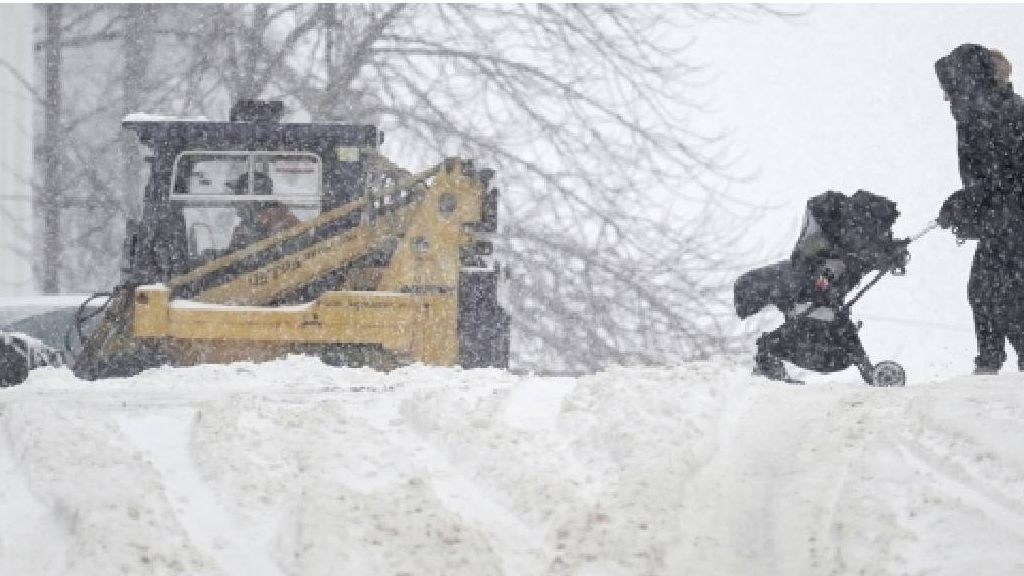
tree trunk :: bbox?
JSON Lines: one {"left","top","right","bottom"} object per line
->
{"left": 317, "top": 3, "right": 336, "bottom": 120}
{"left": 237, "top": 4, "right": 269, "bottom": 101}
{"left": 121, "top": 4, "right": 149, "bottom": 218}
{"left": 40, "top": 4, "right": 62, "bottom": 293}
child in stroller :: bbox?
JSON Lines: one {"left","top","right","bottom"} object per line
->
{"left": 734, "top": 190, "right": 911, "bottom": 385}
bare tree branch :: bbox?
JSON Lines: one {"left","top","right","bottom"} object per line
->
{"left": 29, "top": 3, "right": 793, "bottom": 367}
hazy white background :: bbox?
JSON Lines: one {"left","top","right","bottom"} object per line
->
{"left": 689, "top": 4, "right": 1024, "bottom": 381}
{"left": 0, "top": 5, "right": 33, "bottom": 296}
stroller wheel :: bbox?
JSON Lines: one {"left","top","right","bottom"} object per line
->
{"left": 870, "top": 361, "right": 906, "bottom": 387}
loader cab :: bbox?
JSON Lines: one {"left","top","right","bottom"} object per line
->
{"left": 122, "top": 101, "right": 381, "bottom": 284}
{"left": 171, "top": 151, "right": 320, "bottom": 261}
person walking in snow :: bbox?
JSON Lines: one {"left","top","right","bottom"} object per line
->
{"left": 935, "top": 43, "right": 1024, "bottom": 375}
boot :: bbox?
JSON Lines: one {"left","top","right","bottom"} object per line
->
{"left": 974, "top": 351, "right": 1004, "bottom": 376}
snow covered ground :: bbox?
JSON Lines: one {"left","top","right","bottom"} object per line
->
{"left": 1, "top": 358, "right": 1023, "bottom": 575}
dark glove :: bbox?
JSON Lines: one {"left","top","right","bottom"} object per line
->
{"left": 938, "top": 189, "right": 982, "bottom": 240}
{"left": 937, "top": 199, "right": 954, "bottom": 229}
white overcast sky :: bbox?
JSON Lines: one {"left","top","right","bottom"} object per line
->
{"left": 687, "top": 4, "right": 1024, "bottom": 379}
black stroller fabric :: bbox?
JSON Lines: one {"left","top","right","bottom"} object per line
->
{"left": 736, "top": 190, "right": 904, "bottom": 375}
{"left": 735, "top": 190, "right": 901, "bottom": 320}
{"left": 734, "top": 261, "right": 799, "bottom": 320}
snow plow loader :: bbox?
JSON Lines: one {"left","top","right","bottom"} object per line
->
{"left": 7, "top": 100, "right": 510, "bottom": 382}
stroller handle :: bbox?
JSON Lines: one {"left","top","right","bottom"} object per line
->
{"left": 909, "top": 219, "right": 938, "bottom": 243}
{"left": 787, "top": 219, "right": 941, "bottom": 322}
{"left": 842, "top": 219, "right": 939, "bottom": 313}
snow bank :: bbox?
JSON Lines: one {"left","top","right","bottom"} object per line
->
{"left": 1, "top": 358, "right": 1023, "bottom": 575}
{"left": 123, "top": 113, "right": 213, "bottom": 123}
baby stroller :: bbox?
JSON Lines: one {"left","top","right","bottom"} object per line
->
{"left": 734, "top": 190, "right": 929, "bottom": 386}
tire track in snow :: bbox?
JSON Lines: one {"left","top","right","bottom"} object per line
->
{"left": 398, "top": 425, "right": 552, "bottom": 575}
{"left": 669, "top": 382, "right": 873, "bottom": 576}
{"left": 395, "top": 387, "right": 572, "bottom": 574}
{"left": 897, "top": 440, "right": 1024, "bottom": 538}
{"left": 0, "top": 408, "right": 68, "bottom": 576}
{"left": 117, "top": 410, "right": 284, "bottom": 576}
{"left": 669, "top": 382, "right": 775, "bottom": 574}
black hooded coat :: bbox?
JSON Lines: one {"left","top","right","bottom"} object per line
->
{"left": 936, "top": 43, "right": 1024, "bottom": 369}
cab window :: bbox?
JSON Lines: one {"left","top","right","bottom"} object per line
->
{"left": 170, "top": 152, "right": 321, "bottom": 259}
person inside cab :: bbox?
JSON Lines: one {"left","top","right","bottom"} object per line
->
{"left": 227, "top": 170, "right": 300, "bottom": 249}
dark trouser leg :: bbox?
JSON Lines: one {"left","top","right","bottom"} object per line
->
{"left": 1004, "top": 299, "right": 1024, "bottom": 371}
{"left": 968, "top": 250, "right": 1008, "bottom": 371}
{"left": 1008, "top": 328, "right": 1024, "bottom": 371}
{"left": 971, "top": 301, "right": 1007, "bottom": 370}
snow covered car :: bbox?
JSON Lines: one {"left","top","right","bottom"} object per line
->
{"left": 0, "top": 295, "right": 104, "bottom": 385}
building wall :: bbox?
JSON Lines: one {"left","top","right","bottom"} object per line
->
{"left": 0, "top": 4, "right": 34, "bottom": 296}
